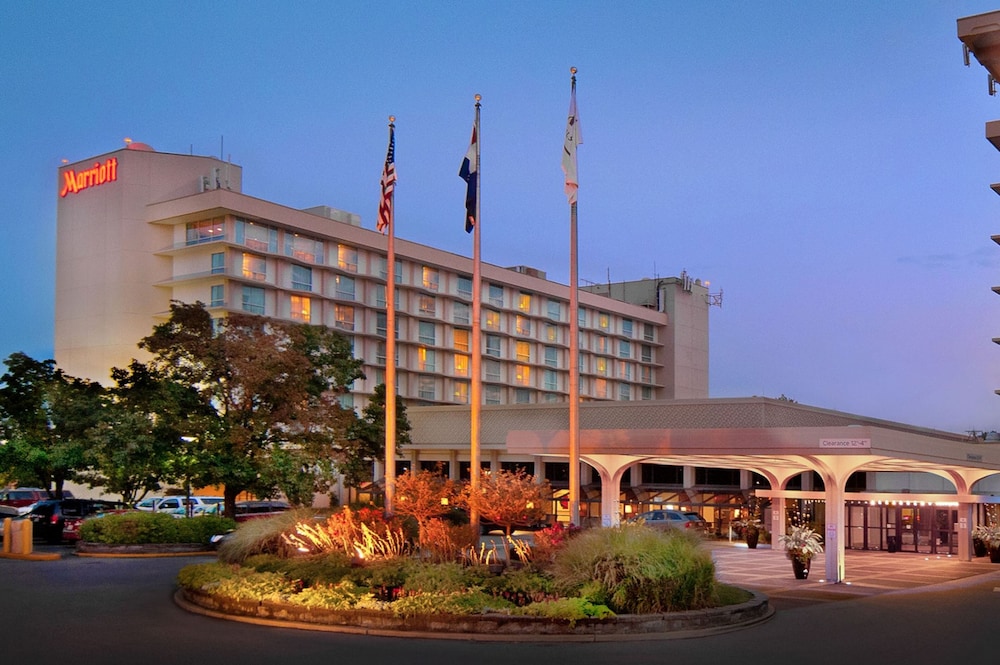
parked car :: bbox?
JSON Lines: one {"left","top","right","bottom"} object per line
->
{"left": 25, "top": 499, "right": 127, "bottom": 543}
{"left": 0, "top": 488, "right": 73, "bottom": 514}
{"left": 681, "top": 512, "right": 712, "bottom": 533}
{"left": 630, "top": 509, "right": 707, "bottom": 532}
{"left": 234, "top": 500, "right": 290, "bottom": 522}
{"left": 135, "top": 496, "right": 224, "bottom": 514}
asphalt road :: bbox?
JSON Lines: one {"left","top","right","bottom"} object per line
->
{"left": 2, "top": 547, "right": 999, "bottom": 665}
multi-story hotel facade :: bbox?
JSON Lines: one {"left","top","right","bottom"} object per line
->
{"left": 55, "top": 143, "right": 710, "bottom": 410}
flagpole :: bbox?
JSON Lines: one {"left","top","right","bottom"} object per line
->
{"left": 566, "top": 69, "right": 581, "bottom": 527}
{"left": 383, "top": 116, "right": 397, "bottom": 517}
{"left": 469, "top": 95, "right": 483, "bottom": 530}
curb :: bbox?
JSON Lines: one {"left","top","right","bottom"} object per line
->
{"left": 174, "top": 588, "right": 773, "bottom": 642}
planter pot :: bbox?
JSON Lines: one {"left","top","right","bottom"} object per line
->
{"left": 791, "top": 557, "right": 810, "bottom": 579}
{"left": 989, "top": 547, "right": 1000, "bottom": 564}
{"left": 973, "top": 538, "right": 988, "bottom": 558}
{"left": 745, "top": 529, "right": 759, "bottom": 549}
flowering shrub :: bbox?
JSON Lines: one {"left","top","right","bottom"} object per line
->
{"left": 530, "top": 522, "right": 581, "bottom": 567}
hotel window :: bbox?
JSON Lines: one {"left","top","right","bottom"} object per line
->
{"left": 488, "top": 283, "right": 503, "bottom": 307}
{"left": 376, "top": 341, "right": 386, "bottom": 365}
{"left": 185, "top": 218, "right": 224, "bottom": 245}
{"left": 643, "top": 323, "right": 655, "bottom": 341}
{"left": 544, "top": 346, "right": 558, "bottom": 368}
{"left": 457, "top": 275, "right": 473, "bottom": 299}
{"left": 596, "top": 357, "right": 609, "bottom": 377}
{"left": 543, "top": 393, "right": 559, "bottom": 403}
{"left": 595, "top": 335, "right": 609, "bottom": 354}
{"left": 485, "top": 385, "right": 501, "bottom": 405}
{"left": 395, "top": 259, "right": 403, "bottom": 284}
{"left": 515, "top": 341, "right": 530, "bottom": 362}
{"left": 619, "top": 362, "right": 633, "bottom": 381}
{"left": 543, "top": 369, "right": 559, "bottom": 391}
{"left": 422, "top": 266, "right": 439, "bottom": 291}
{"left": 286, "top": 234, "right": 322, "bottom": 264}
{"left": 485, "top": 359, "right": 502, "bottom": 382}
{"left": 211, "top": 252, "right": 225, "bottom": 274}
{"left": 374, "top": 284, "right": 386, "bottom": 308}
{"left": 514, "top": 365, "right": 531, "bottom": 386}
{"left": 578, "top": 307, "right": 587, "bottom": 328}
{"left": 517, "top": 292, "right": 532, "bottom": 313}
{"left": 546, "top": 299, "right": 561, "bottom": 321}
{"left": 335, "top": 305, "right": 355, "bottom": 331}
{"left": 290, "top": 295, "right": 311, "bottom": 322}
{"left": 484, "top": 310, "right": 500, "bottom": 331}
{"left": 376, "top": 257, "right": 388, "bottom": 280}
{"left": 335, "top": 275, "right": 355, "bottom": 300}
{"left": 418, "top": 321, "right": 435, "bottom": 345}
{"left": 545, "top": 323, "right": 559, "bottom": 343}
{"left": 515, "top": 315, "right": 531, "bottom": 336}
{"left": 291, "top": 265, "right": 312, "bottom": 291}
{"left": 376, "top": 312, "right": 387, "bottom": 337}
{"left": 242, "top": 253, "right": 267, "bottom": 281}
{"left": 337, "top": 244, "right": 358, "bottom": 272}
{"left": 453, "top": 381, "right": 469, "bottom": 403}
{"left": 642, "top": 386, "right": 653, "bottom": 400}
{"left": 453, "top": 301, "right": 470, "bottom": 325}
{"left": 419, "top": 295, "right": 436, "bottom": 315}
{"left": 236, "top": 219, "right": 277, "bottom": 253}
{"left": 453, "top": 354, "right": 469, "bottom": 376}
{"left": 241, "top": 286, "right": 265, "bottom": 315}
{"left": 210, "top": 284, "right": 224, "bottom": 307}
{"left": 622, "top": 319, "right": 633, "bottom": 338}
{"left": 594, "top": 378, "right": 608, "bottom": 399}
{"left": 515, "top": 389, "right": 531, "bottom": 404}
{"left": 418, "top": 376, "right": 435, "bottom": 400}
{"left": 641, "top": 345, "right": 652, "bottom": 363}
{"left": 641, "top": 366, "right": 652, "bottom": 384}
{"left": 618, "top": 340, "right": 631, "bottom": 359}
{"left": 619, "top": 383, "right": 631, "bottom": 401}
{"left": 485, "top": 335, "right": 501, "bottom": 358}
{"left": 454, "top": 329, "right": 469, "bottom": 353}
{"left": 598, "top": 312, "right": 610, "bottom": 331}
{"left": 418, "top": 348, "right": 436, "bottom": 372}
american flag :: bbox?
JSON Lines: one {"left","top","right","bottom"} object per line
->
{"left": 377, "top": 123, "right": 396, "bottom": 234}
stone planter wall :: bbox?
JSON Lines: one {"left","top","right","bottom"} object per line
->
{"left": 178, "top": 587, "right": 772, "bottom": 639}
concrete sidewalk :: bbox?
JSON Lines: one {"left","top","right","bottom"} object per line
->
{"left": 709, "top": 540, "right": 1000, "bottom": 607}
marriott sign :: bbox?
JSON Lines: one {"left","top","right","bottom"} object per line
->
{"left": 60, "top": 158, "right": 118, "bottom": 197}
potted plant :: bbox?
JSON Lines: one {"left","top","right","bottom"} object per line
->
{"left": 734, "top": 516, "right": 764, "bottom": 549}
{"left": 777, "top": 525, "right": 824, "bottom": 579}
{"left": 978, "top": 524, "right": 1000, "bottom": 563}
{"left": 972, "top": 525, "right": 989, "bottom": 558}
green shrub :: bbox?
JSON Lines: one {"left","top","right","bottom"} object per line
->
{"left": 177, "top": 562, "right": 242, "bottom": 591}
{"left": 391, "top": 589, "right": 514, "bottom": 617}
{"left": 79, "top": 512, "right": 235, "bottom": 545}
{"left": 550, "top": 523, "right": 717, "bottom": 614}
{"left": 287, "top": 581, "right": 371, "bottom": 609}
{"left": 243, "top": 552, "right": 356, "bottom": 586}
{"left": 400, "top": 561, "right": 472, "bottom": 594}
{"left": 512, "top": 597, "right": 615, "bottom": 624}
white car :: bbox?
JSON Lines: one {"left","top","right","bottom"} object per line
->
{"left": 135, "top": 496, "right": 224, "bottom": 514}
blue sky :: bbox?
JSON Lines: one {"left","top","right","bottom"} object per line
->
{"left": 3, "top": 1, "right": 1000, "bottom": 434}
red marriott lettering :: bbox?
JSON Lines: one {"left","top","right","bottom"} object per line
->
{"left": 59, "top": 158, "right": 118, "bottom": 197}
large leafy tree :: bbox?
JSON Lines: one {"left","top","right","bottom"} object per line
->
{"left": 463, "top": 468, "right": 551, "bottom": 561}
{"left": 139, "top": 301, "right": 364, "bottom": 517}
{"left": 342, "top": 383, "right": 411, "bottom": 498}
{"left": 0, "top": 352, "right": 104, "bottom": 497}
{"left": 79, "top": 360, "right": 207, "bottom": 505}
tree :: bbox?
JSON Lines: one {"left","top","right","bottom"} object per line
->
{"left": 79, "top": 360, "right": 206, "bottom": 505}
{"left": 462, "top": 468, "right": 551, "bottom": 561}
{"left": 0, "top": 352, "right": 103, "bottom": 497}
{"left": 342, "top": 383, "right": 411, "bottom": 499}
{"left": 139, "top": 302, "right": 364, "bottom": 517}
{"left": 393, "top": 466, "right": 456, "bottom": 549}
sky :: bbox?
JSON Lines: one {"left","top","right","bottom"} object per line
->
{"left": 3, "top": 1, "right": 1000, "bottom": 435}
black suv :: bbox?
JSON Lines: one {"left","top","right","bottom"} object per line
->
{"left": 25, "top": 499, "right": 126, "bottom": 543}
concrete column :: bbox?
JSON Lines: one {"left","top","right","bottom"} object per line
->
{"left": 823, "top": 482, "right": 845, "bottom": 583}
{"left": 957, "top": 502, "right": 973, "bottom": 561}
{"left": 771, "top": 497, "right": 787, "bottom": 547}
{"left": 683, "top": 465, "right": 695, "bottom": 490}
{"left": 740, "top": 469, "right": 752, "bottom": 491}
{"left": 448, "top": 450, "right": 458, "bottom": 481}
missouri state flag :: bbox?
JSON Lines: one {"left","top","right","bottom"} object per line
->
{"left": 459, "top": 124, "right": 478, "bottom": 233}
{"left": 561, "top": 84, "right": 582, "bottom": 205}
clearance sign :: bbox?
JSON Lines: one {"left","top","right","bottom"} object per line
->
{"left": 60, "top": 157, "right": 118, "bottom": 197}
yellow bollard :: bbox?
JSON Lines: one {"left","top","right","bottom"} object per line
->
{"left": 2, "top": 518, "right": 10, "bottom": 554}
{"left": 18, "top": 519, "right": 33, "bottom": 555}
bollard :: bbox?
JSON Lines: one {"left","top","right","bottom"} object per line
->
{"left": 2, "top": 517, "right": 10, "bottom": 553}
